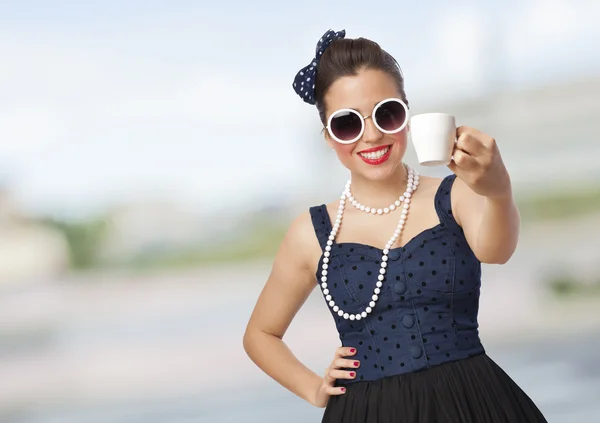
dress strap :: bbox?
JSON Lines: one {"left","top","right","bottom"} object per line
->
{"left": 434, "top": 174, "right": 458, "bottom": 225}
{"left": 309, "top": 204, "right": 334, "bottom": 252}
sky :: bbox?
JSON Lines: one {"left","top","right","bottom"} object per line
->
{"left": 0, "top": 0, "right": 599, "bottom": 218}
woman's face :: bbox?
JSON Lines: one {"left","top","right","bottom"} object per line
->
{"left": 323, "top": 68, "right": 409, "bottom": 182}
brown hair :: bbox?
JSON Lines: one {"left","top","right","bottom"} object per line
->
{"left": 314, "top": 37, "right": 409, "bottom": 124}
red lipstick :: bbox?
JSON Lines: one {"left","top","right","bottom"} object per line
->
{"left": 357, "top": 144, "right": 393, "bottom": 165}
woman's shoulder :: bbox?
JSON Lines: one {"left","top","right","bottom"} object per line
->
{"left": 274, "top": 209, "right": 325, "bottom": 272}
{"left": 415, "top": 173, "right": 446, "bottom": 196}
{"left": 417, "top": 172, "right": 462, "bottom": 196}
{"left": 283, "top": 209, "right": 323, "bottom": 250}
{"left": 286, "top": 198, "right": 341, "bottom": 235}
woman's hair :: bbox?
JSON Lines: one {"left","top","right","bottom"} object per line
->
{"left": 314, "top": 37, "right": 409, "bottom": 124}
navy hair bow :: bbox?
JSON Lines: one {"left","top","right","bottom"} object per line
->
{"left": 292, "top": 29, "right": 346, "bottom": 105}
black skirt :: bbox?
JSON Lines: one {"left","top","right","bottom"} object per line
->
{"left": 322, "top": 353, "right": 547, "bottom": 423}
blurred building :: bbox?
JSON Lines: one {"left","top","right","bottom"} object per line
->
{"left": 98, "top": 200, "right": 205, "bottom": 264}
{"left": 0, "top": 186, "right": 70, "bottom": 284}
{"left": 412, "top": 75, "right": 600, "bottom": 193}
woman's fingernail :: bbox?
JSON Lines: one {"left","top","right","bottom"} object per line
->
{"left": 354, "top": 361, "right": 359, "bottom": 367}
{"left": 350, "top": 348, "right": 356, "bottom": 353}
{"left": 350, "top": 372, "right": 355, "bottom": 377}
{"left": 341, "top": 387, "right": 346, "bottom": 392}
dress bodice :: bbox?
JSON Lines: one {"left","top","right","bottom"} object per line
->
{"left": 309, "top": 174, "right": 485, "bottom": 384}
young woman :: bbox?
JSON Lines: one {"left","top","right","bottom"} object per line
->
{"left": 243, "top": 29, "right": 548, "bottom": 422}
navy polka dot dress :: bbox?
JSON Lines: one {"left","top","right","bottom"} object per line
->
{"left": 309, "top": 175, "right": 547, "bottom": 422}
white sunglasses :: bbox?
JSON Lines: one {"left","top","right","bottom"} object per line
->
{"left": 324, "top": 98, "right": 410, "bottom": 144}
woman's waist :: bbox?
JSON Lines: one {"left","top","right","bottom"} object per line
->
{"left": 336, "top": 338, "right": 485, "bottom": 385}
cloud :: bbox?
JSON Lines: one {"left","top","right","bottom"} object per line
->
{"left": 399, "top": 7, "right": 499, "bottom": 104}
{"left": 504, "top": 0, "right": 600, "bottom": 78}
{"left": 1, "top": 2, "right": 598, "bottom": 216}
{"left": 0, "top": 31, "right": 320, "bottom": 215}
{"left": 2, "top": 2, "right": 597, "bottom": 165}
{"left": 404, "top": 0, "right": 600, "bottom": 103}
{"left": 0, "top": 33, "right": 315, "bottom": 165}
{"left": 0, "top": 106, "right": 68, "bottom": 158}
{"left": 431, "top": 9, "right": 489, "bottom": 93}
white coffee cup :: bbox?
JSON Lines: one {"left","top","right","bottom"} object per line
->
{"left": 409, "top": 113, "right": 456, "bottom": 166}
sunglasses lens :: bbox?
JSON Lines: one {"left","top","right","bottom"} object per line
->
{"left": 330, "top": 111, "right": 363, "bottom": 142}
{"left": 375, "top": 100, "right": 406, "bottom": 132}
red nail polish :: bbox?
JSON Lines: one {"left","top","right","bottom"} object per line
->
{"left": 350, "top": 348, "right": 356, "bottom": 353}
{"left": 350, "top": 372, "right": 355, "bottom": 377}
{"left": 341, "top": 387, "right": 346, "bottom": 392}
{"left": 354, "top": 361, "right": 359, "bottom": 366}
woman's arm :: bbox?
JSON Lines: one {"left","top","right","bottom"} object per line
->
{"left": 243, "top": 211, "right": 323, "bottom": 405}
{"left": 448, "top": 125, "right": 520, "bottom": 264}
{"left": 452, "top": 179, "right": 520, "bottom": 264}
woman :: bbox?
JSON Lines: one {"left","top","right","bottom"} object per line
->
{"left": 243, "top": 29, "right": 548, "bottom": 422}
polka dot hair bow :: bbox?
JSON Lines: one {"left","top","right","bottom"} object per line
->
{"left": 292, "top": 29, "right": 346, "bottom": 105}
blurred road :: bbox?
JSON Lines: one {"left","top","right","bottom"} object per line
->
{"left": 1, "top": 214, "right": 600, "bottom": 422}
{"left": 1, "top": 263, "right": 599, "bottom": 422}
{"left": 4, "top": 332, "right": 600, "bottom": 423}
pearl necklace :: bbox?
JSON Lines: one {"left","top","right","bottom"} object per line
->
{"left": 346, "top": 185, "right": 411, "bottom": 215}
{"left": 319, "top": 167, "right": 419, "bottom": 321}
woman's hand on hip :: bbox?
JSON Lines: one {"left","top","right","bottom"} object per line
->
{"left": 312, "top": 346, "right": 359, "bottom": 408}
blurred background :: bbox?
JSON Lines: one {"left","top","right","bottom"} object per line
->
{"left": 1, "top": 1, "right": 600, "bottom": 422}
